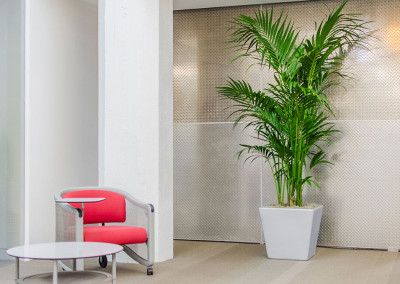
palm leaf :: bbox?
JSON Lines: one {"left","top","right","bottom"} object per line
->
{"left": 218, "top": 0, "right": 371, "bottom": 206}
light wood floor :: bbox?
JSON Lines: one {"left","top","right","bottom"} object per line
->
{"left": 1, "top": 240, "right": 400, "bottom": 283}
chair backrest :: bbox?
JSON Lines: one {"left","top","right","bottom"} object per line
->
{"left": 63, "top": 189, "right": 126, "bottom": 224}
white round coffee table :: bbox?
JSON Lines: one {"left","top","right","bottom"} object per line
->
{"left": 7, "top": 242, "right": 123, "bottom": 284}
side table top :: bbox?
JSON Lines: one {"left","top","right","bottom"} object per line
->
{"left": 7, "top": 242, "right": 123, "bottom": 260}
{"left": 55, "top": 198, "right": 105, "bottom": 203}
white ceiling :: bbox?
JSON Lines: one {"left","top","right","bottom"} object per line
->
{"left": 79, "top": 0, "right": 307, "bottom": 10}
{"left": 79, "top": 0, "right": 98, "bottom": 6}
{"left": 173, "top": 0, "right": 306, "bottom": 10}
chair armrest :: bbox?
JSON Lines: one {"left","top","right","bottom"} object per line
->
{"left": 55, "top": 198, "right": 84, "bottom": 243}
{"left": 57, "top": 186, "right": 154, "bottom": 213}
{"left": 123, "top": 193, "right": 155, "bottom": 266}
{"left": 123, "top": 193, "right": 154, "bottom": 214}
{"left": 55, "top": 201, "right": 81, "bottom": 215}
{"left": 54, "top": 191, "right": 82, "bottom": 216}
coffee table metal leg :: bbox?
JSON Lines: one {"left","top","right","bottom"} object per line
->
{"left": 73, "top": 258, "right": 84, "bottom": 271}
{"left": 112, "top": 254, "right": 116, "bottom": 284}
{"left": 53, "top": 260, "right": 58, "bottom": 284}
{"left": 15, "top": 257, "right": 19, "bottom": 283}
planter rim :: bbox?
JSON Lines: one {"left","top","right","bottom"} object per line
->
{"left": 259, "top": 204, "right": 323, "bottom": 211}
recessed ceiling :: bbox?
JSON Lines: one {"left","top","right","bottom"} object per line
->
{"left": 173, "top": 0, "right": 306, "bottom": 10}
{"left": 80, "top": 1, "right": 308, "bottom": 10}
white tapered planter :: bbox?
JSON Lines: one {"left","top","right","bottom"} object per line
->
{"left": 259, "top": 205, "right": 323, "bottom": 260}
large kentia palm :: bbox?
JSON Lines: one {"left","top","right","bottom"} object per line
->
{"left": 218, "top": 0, "right": 369, "bottom": 207}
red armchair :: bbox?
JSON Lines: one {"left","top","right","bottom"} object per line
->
{"left": 55, "top": 186, "right": 154, "bottom": 275}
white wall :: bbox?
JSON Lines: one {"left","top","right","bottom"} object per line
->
{"left": 0, "top": 0, "right": 24, "bottom": 259}
{"left": 27, "top": 0, "right": 98, "bottom": 244}
{"left": 99, "top": 0, "right": 173, "bottom": 262}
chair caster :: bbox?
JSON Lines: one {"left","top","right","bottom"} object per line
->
{"left": 147, "top": 267, "right": 153, "bottom": 275}
{"left": 99, "top": 255, "right": 108, "bottom": 268}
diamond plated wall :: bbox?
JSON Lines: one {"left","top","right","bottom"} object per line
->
{"left": 174, "top": 124, "right": 262, "bottom": 242}
{"left": 174, "top": 0, "right": 400, "bottom": 248}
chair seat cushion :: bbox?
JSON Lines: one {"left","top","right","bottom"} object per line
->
{"left": 84, "top": 226, "right": 147, "bottom": 245}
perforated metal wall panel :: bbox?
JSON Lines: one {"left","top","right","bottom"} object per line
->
{"left": 174, "top": 0, "right": 400, "bottom": 248}
{"left": 174, "top": 5, "right": 262, "bottom": 123}
{"left": 174, "top": 124, "right": 263, "bottom": 242}
{"left": 301, "top": 121, "right": 400, "bottom": 249}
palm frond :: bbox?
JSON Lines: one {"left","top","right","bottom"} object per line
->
{"left": 218, "top": 0, "right": 371, "bottom": 206}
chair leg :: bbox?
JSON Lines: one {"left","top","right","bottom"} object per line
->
{"left": 99, "top": 255, "right": 108, "bottom": 268}
{"left": 147, "top": 267, "right": 153, "bottom": 275}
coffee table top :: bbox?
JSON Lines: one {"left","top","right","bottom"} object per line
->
{"left": 7, "top": 242, "right": 123, "bottom": 260}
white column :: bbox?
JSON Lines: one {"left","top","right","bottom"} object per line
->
{"left": 99, "top": 0, "right": 173, "bottom": 262}
{"left": 26, "top": 0, "right": 99, "bottom": 244}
